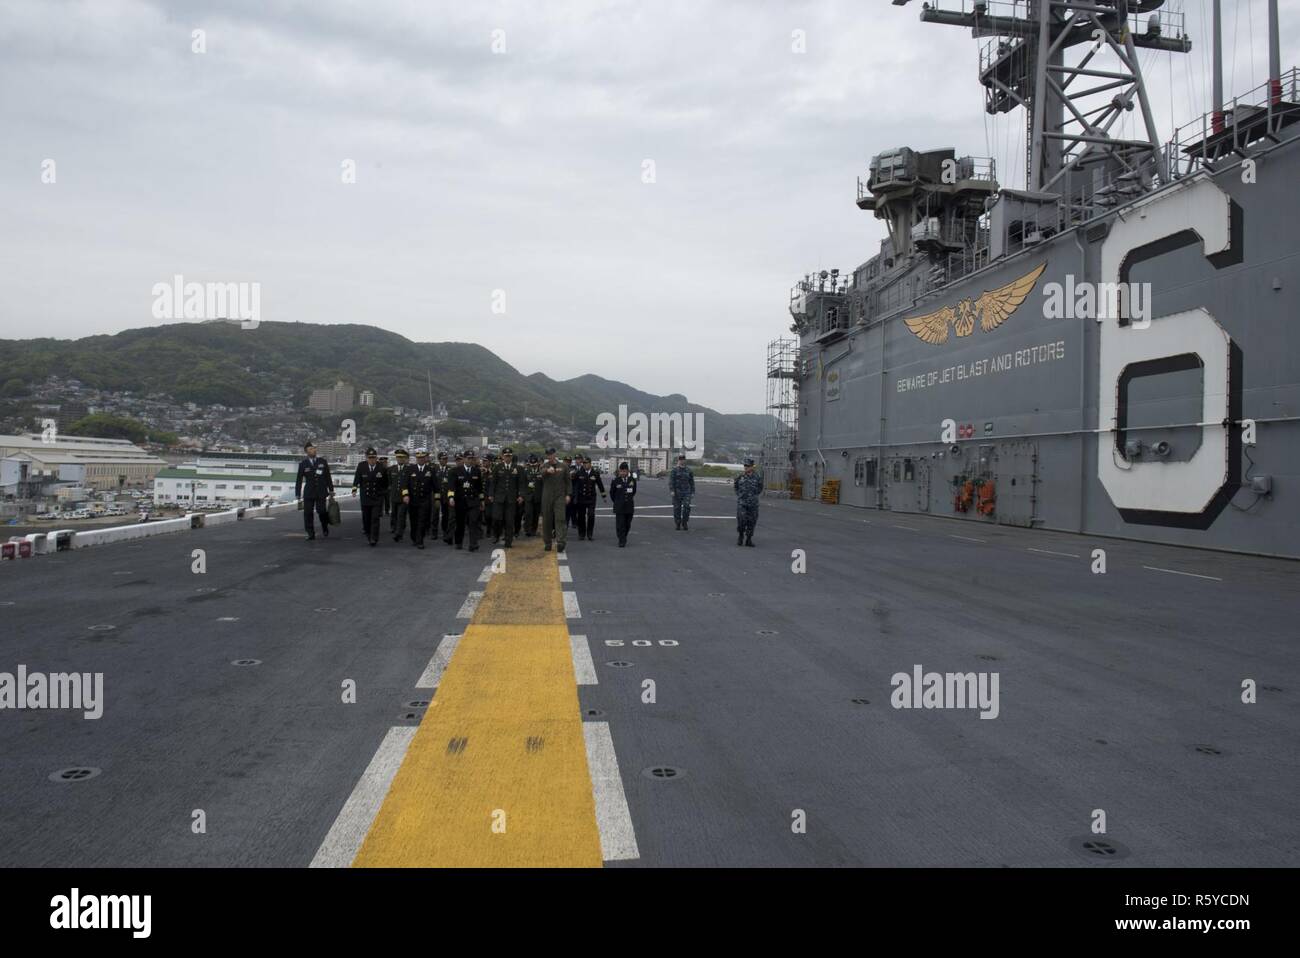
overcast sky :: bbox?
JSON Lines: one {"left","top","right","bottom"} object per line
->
{"left": 2, "top": 0, "right": 1296, "bottom": 413}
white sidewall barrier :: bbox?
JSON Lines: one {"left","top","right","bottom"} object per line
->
{"left": 3, "top": 500, "right": 303, "bottom": 563}
{"left": 70, "top": 517, "right": 193, "bottom": 549}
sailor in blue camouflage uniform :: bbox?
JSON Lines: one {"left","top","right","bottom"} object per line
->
{"left": 733, "top": 457, "right": 763, "bottom": 547}
{"left": 668, "top": 454, "right": 696, "bottom": 530}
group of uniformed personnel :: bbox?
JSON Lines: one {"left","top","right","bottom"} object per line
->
{"left": 296, "top": 441, "right": 763, "bottom": 549}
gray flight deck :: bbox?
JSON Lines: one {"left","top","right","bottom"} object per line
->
{"left": 0, "top": 479, "right": 1296, "bottom": 867}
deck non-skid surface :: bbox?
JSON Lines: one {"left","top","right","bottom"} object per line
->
{"left": 0, "top": 482, "right": 1296, "bottom": 866}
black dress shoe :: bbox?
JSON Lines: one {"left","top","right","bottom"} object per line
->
{"left": 322, "top": 525, "right": 329, "bottom": 537}
{"left": 557, "top": 544, "right": 565, "bottom": 554}
{"left": 418, "top": 543, "right": 426, "bottom": 549}
{"left": 469, "top": 545, "right": 479, "bottom": 552}
{"left": 544, "top": 543, "right": 552, "bottom": 551}
{"left": 618, "top": 540, "right": 626, "bottom": 548}
{"left": 456, "top": 543, "right": 463, "bottom": 550}
{"left": 369, "top": 540, "right": 376, "bottom": 547}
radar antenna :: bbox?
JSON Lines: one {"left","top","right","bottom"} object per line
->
{"left": 894, "top": 1, "right": 1191, "bottom": 196}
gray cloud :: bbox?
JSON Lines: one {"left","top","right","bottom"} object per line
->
{"left": 1, "top": 0, "right": 1295, "bottom": 412}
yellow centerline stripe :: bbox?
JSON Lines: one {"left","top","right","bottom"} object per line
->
{"left": 352, "top": 540, "right": 603, "bottom": 867}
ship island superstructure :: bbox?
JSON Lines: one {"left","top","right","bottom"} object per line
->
{"left": 772, "top": 0, "right": 1300, "bottom": 558}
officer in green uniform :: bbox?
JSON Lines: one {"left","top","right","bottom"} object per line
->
{"left": 433, "top": 451, "right": 452, "bottom": 545}
{"left": 539, "top": 447, "right": 571, "bottom": 553}
{"left": 377, "top": 454, "right": 390, "bottom": 521}
{"left": 442, "top": 452, "right": 462, "bottom": 544}
{"left": 481, "top": 452, "right": 496, "bottom": 536}
{"left": 489, "top": 447, "right": 525, "bottom": 548}
{"left": 387, "top": 449, "right": 409, "bottom": 541}
{"left": 523, "top": 453, "right": 543, "bottom": 536}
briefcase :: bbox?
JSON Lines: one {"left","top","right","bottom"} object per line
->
{"left": 327, "top": 497, "right": 341, "bottom": 526}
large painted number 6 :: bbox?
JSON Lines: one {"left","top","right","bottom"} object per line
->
{"left": 1097, "top": 176, "right": 1241, "bottom": 528}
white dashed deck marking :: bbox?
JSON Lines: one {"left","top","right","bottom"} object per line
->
{"left": 1144, "top": 566, "right": 1222, "bottom": 581}
{"left": 309, "top": 726, "right": 418, "bottom": 868}
{"left": 569, "top": 634, "right": 597, "bottom": 685}
{"left": 416, "top": 634, "right": 462, "bottom": 689}
{"left": 583, "top": 722, "right": 639, "bottom": 862}
{"left": 563, "top": 591, "right": 581, "bottom": 619}
{"left": 456, "top": 592, "right": 484, "bottom": 619}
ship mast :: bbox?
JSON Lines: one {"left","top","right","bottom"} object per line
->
{"left": 895, "top": 1, "right": 1191, "bottom": 197}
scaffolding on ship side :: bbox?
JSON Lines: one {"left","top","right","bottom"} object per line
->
{"left": 761, "top": 337, "right": 798, "bottom": 497}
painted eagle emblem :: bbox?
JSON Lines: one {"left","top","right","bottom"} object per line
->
{"left": 903, "top": 263, "right": 1047, "bottom": 345}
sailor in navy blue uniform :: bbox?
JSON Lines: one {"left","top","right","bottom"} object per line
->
{"left": 609, "top": 462, "right": 638, "bottom": 547}
{"left": 350, "top": 447, "right": 388, "bottom": 546}
{"left": 571, "top": 456, "right": 606, "bottom": 540}
{"left": 448, "top": 449, "right": 484, "bottom": 551}
{"left": 435, "top": 451, "right": 453, "bottom": 543}
{"left": 295, "top": 441, "right": 335, "bottom": 540}
{"left": 402, "top": 448, "right": 439, "bottom": 550}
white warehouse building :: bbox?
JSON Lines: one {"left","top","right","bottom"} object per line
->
{"left": 154, "top": 463, "right": 297, "bottom": 508}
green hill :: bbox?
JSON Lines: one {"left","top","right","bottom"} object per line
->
{"left": 0, "top": 321, "right": 774, "bottom": 446}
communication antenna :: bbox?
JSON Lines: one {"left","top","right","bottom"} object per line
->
{"left": 895, "top": 0, "right": 1191, "bottom": 194}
